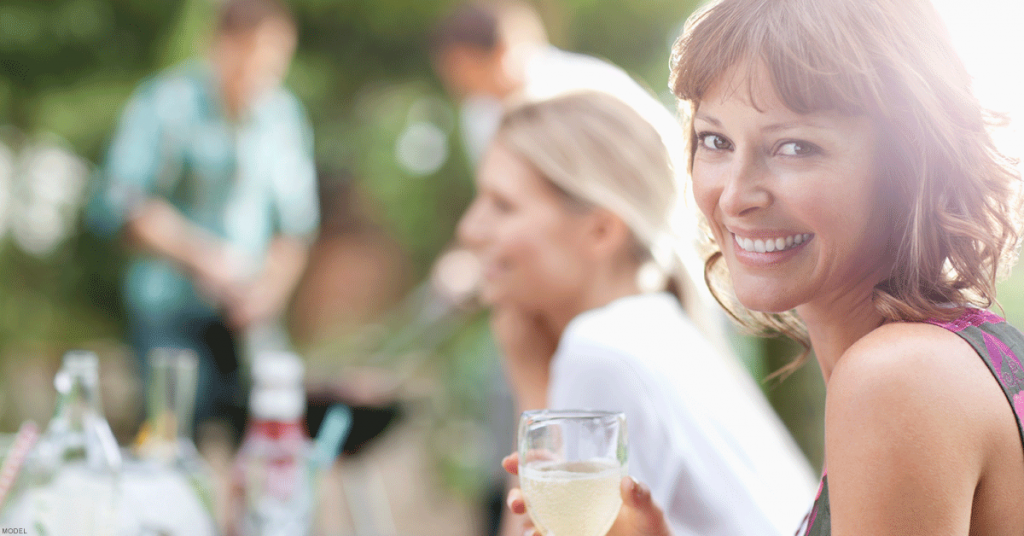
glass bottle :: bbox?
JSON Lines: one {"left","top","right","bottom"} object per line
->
{"left": 229, "top": 351, "right": 315, "bottom": 536}
{"left": 9, "top": 350, "right": 125, "bottom": 534}
{"left": 136, "top": 347, "right": 201, "bottom": 463}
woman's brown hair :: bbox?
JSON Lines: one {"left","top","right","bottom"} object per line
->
{"left": 670, "top": 0, "right": 1023, "bottom": 377}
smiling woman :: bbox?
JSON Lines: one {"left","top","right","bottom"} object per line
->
{"left": 638, "top": 0, "right": 1024, "bottom": 534}
{"left": 673, "top": 0, "right": 1023, "bottom": 374}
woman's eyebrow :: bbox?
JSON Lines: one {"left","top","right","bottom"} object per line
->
{"left": 762, "top": 119, "right": 833, "bottom": 133}
{"left": 695, "top": 111, "right": 835, "bottom": 133}
{"left": 693, "top": 112, "right": 720, "bottom": 126}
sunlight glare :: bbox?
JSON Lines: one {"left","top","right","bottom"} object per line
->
{"left": 932, "top": 0, "right": 1024, "bottom": 163}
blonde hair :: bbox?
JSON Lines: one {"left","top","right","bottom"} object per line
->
{"left": 670, "top": 0, "right": 1023, "bottom": 377}
{"left": 495, "top": 91, "right": 723, "bottom": 342}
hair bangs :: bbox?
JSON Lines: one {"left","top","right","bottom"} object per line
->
{"left": 672, "top": 0, "right": 884, "bottom": 117}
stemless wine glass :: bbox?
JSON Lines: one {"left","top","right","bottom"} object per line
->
{"left": 518, "top": 410, "right": 628, "bottom": 536}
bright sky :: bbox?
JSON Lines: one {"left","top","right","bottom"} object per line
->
{"left": 931, "top": 0, "right": 1024, "bottom": 161}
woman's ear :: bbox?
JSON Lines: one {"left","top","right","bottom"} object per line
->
{"left": 585, "top": 208, "right": 632, "bottom": 260}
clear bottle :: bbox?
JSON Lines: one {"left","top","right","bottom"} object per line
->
{"left": 136, "top": 347, "right": 201, "bottom": 463}
{"left": 229, "top": 351, "right": 315, "bottom": 536}
{"left": 8, "top": 350, "right": 125, "bottom": 534}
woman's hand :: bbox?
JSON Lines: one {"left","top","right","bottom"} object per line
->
{"left": 490, "top": 306, "right": 560, "bottom": 410}
{"left": 501, "top": 453, "right": 672, "bottom": 536}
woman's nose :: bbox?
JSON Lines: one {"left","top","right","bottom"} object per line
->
{"left": 456, "top": 199, "right": 486, "bottom": 249}
{"left": 718, "top": 154, "right": 772, "bottom": 217}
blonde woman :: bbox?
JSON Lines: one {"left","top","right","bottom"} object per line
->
{"left": 511, "top": 0, "right": 1024, "bottom": 534}
{"left": 460, "top": 91, "right": 815, "bottom": 536}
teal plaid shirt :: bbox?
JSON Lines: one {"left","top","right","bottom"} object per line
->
{"left": 89, "top": 60, "right": 318, "bottom": 320}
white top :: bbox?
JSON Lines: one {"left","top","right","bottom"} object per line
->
{"left": 548, "top": 292, "right": 817, "bottom": 536}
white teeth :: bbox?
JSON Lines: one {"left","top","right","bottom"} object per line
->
{"left": 735, "top": 233, "right": 811, "bottom": 253}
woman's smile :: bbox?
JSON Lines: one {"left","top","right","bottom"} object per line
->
{"left": 729, "top": 231, "right": 813, "bottom": 266}
{"left": 732, "top": 232, "right": 812, "bottom": 253}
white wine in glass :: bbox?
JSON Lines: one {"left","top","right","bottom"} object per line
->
{"left": 518, "top": 410, "right": 628, "bottom": 536}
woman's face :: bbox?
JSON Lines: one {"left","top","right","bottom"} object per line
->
{"left": 457, "top": 142, "right": 594, "bottom": 310}
{"left": 690, "top": 66, "right": 892, "bottom": 314}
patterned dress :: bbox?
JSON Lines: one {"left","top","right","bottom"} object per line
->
{"left": 795, "top": 308, "right": 1024, "bottom": 535}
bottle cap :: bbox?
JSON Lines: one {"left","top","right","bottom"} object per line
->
{"left": 251, "top": 351, "right": 304, "bottom": 387}
{"left": 60, "top": 349, "right": 99, "bottom": 383}
{"left": 62, "top": 349, "right": 98, "bottom": 371}
{"left": 250, "top": 386, "right": 305, "bottom": 421}
{"left": 250, "top": 351, "right": 305, "bottom": 420}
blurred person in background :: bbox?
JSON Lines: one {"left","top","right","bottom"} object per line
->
{"left": 429, "top": 0, "right": 545, "bottom": 165}
{"left": 429, "top": 0, "right": 685, "bottom": 172}
{"left": 88, "top": 0, "right": 318, "bottom": 447}
{"left": 459, "top": 91, "right": 816, "bottom": 536}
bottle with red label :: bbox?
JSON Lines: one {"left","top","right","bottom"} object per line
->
{"left": 228, "top": 351, "right": 314, "bottom": 536}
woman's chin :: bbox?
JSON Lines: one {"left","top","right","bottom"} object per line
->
{"left": 734, "top": 293, "right": 797, "bottom": 315}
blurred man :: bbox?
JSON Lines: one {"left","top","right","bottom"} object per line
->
{"left": 89, "top": 0, "right": 318, "bottom": 446}
{"left": 430, "top": 0, "right": 685, "bottom": 168}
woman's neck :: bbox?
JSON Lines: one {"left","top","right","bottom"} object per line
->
{"left": 798, "top": 285, "right": 885, "bottom": 383}
{"left": 542, "top": 269, "right": 642, "bottom": 341}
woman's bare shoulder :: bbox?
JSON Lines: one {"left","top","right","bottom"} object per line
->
{"left": 827, "top": 321, "right": 1000, "bottom": 479}
{"left": 834, "top": 321, "right": 984, "bottom": 390}
{"left": 828, "top": 321, "right": 1002, "bottom": 417}
{"left": 822, "top": 322, "right": 1018, "bottom": 532}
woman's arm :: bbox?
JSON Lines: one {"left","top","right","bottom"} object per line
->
{"left": 825, "top": 323, "right": 990, "bottom": 535}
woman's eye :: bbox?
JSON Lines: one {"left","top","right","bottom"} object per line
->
{"left": 697, "top": 132, "right": 732, "bottom": 151}
{"left": 777, "top": 141, "right": 816, "bottom": 156}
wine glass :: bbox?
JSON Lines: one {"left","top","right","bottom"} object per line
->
{"left": 518, "top": 410, "right": 628, "bottom": 536}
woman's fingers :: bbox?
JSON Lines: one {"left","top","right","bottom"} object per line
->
{"left": 502, "top": 452, "right": 520, "bottom": 475}
{"left": 506, "top": 488, "right": 527, "bottom": 515}
{"left": 503, "top": 449, "right": 559, "bottom": 476}
{"left": 615, "top": 476, "right": 672, "bottom": 536}
{"left": 622, "top": 476, "right": 650, "bottom": 508}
